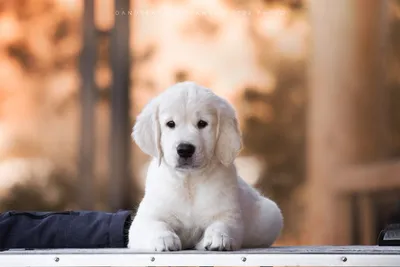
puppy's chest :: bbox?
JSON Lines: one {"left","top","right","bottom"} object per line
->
{"left": 168, "top": 180, "right": 229, "bottom": 226}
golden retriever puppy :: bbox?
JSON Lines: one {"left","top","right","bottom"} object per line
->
{"left": 128, "top": 82, "right": 283, "bottom": 251}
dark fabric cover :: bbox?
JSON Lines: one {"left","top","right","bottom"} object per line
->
{"left": 0, "top": 210, "right": 131, "bottom": 250}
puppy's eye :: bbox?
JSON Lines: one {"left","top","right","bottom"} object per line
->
{"left": 197, "top": 120, "right": 208, "bottom": 129}
{"left": 166, "top": 121, "right": 175, "bottom": 128}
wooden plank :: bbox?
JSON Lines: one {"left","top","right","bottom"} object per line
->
{"left": 335, "top": 160, "right": 400, "bottom": 193}
{"left": 306, "top": 0, "right": 389, "bottom": 245}
{"left": 109, "top": 0, "right": 132, "bottom": 211}
{"left": 2, "top": 247, "right": 400, "bottom": 267}
{"left": 78, "top": 0, "right": 97, "bottom": 210}
{"left": 2, "top": 246, "right": 400, "bottom": 254}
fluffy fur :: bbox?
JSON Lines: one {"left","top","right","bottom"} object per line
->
{"left": 128, "top": 81, "right": 283, "bottom": 251}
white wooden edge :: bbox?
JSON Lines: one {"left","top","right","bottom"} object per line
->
{"left": 1, "top": 251, "right": 400, "bottom": 267}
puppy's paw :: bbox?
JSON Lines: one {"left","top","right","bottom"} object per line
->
{"left": 151, "top": 231, "right": 182, "bottom": 252}
{"left": 201, "top": 227, "right": 237, "bottom": 251}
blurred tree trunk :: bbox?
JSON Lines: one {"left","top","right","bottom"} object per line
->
{"left": 305, "top": 0, "right": 390, "bottom": 244}
{"left": 78, "top": 0, "right": 97, "bottom": 210}
{"left": 109, "top": 0, "right": 133, "bottom": 211}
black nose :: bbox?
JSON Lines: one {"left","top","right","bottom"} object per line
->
{"left": 177, "top": 143, "right": 196, "bottom": 158}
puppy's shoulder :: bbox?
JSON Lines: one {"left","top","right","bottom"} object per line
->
{"left": 144, "top": 159, "right": 175, "bottom": 191}
{"left": 210, "top": 163, "right": 238, "bottom": 182}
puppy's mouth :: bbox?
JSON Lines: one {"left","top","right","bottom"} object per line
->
{"left": 175, "top": 158, "right": 201, "bottom": 170}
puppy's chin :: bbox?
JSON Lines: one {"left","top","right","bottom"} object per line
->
{"left": 174, "top": 158, "right": 205, "bottom": 172}
{"left": 175, "top": 165, "right": 195, "bottom": 172}
{"left": 175, "top": 162, "right": 200, "bottom": 172}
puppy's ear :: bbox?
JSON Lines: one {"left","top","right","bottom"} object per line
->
{"left": 215, "top": 101, "right": 242, "bottom": 166}
{"left": 132, "top": 99, "right": 163, "bottom": 165}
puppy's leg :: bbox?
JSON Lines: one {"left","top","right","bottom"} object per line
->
{"left": 128, "top": 219, "right": 182, "bottom": 251}
{"left": 196, "top": 220, "right": 244, "bottom": 251}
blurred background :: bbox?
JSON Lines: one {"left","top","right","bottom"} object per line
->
{"left": 0, "top": 0, "right": 399, "bottom": 246}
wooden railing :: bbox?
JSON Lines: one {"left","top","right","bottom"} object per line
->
{"left": 305, "top": 0, "right": 400, "bottom": 245}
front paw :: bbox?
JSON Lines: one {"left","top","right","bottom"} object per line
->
{"left": 150, "top": 231, "right": 182, "bottom": 252}
{"left": 201, "top": 227, "right": 237, "bottom": 251}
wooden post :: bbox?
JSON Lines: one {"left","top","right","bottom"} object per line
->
{"left": 109, "top": 0, "right": 132, "bottom": 211}
{"left": 306, "top": 0, "right": 389, "bottom": 244}
{"left": 78, "top": 0, "right": 97, "bottom": 210}
{"left": 358, "top": 195, "right": 376, "bottom": 245}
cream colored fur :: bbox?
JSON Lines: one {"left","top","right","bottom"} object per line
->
{"left": 128, "top": 82, "right": 283, "bottom": 251}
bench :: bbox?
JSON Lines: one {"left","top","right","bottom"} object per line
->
{"left": 1, "top": 246, "right": 399, "bottom": 267}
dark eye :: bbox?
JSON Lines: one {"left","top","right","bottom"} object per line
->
{"left": 197, "top": 120, "right": 208, "bottom": 129}
{"left": 166, "top": 121, "right": 175, "bottom": 128}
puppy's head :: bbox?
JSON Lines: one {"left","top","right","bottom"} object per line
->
{"left": 132, "top": 81, "right": 242, "bottom": 171}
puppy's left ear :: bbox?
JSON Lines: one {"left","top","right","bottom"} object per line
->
{"left": 132, "top": 98, "right": 163, "bottom": 165}
{"left": 215, "top": 101, "right": 242, "bottom": 167}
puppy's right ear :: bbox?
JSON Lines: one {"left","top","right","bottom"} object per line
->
{"left": 132, "top": 99, "right": 162, "bottom": 164}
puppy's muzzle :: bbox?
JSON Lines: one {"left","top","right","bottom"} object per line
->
{"left": 177, "top": 143, "right": 196, "bottom": 159}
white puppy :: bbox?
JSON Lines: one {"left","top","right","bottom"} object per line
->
{"left": 128, "top": 82, "right": 283, "bottom": 251}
